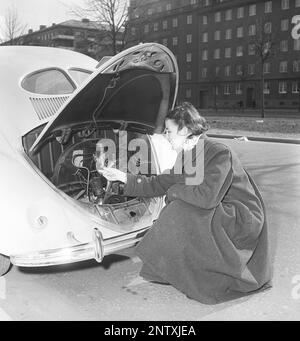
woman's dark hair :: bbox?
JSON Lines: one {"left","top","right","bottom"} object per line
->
{"left": 166, "top": 102, "right": 209, "bottom": 137}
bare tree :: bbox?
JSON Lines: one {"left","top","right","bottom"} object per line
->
{"left": 69, "top": 0, "right": 129, "bottom": 57}
{"left": 1, "top": 6, "right": 27, "bottom": 45}
{"left": 250, "top": 19, "right": 278, "bottom": 118}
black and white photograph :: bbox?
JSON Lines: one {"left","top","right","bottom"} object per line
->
{"left": 0, "top": 0, "right": 300, "bottom": 323}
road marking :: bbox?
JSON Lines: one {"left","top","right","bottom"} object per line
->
{"left": 0, "top": 307, "right": 12, "bottom": 321}
{"left": 0, "top": 278, "right": 12, "bottom": 320}
{"left": 127, "top": 276, "right": 147, "bottom": 287}
{"left": 0, "top": 277, "right": 6, "bottom": 300}
{"left": 131, "top": 256, "right": 142, "bottom": 264}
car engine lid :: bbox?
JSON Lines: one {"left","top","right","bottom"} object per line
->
{"left": 30, "top": 43, "right": 178, "bottom": 155}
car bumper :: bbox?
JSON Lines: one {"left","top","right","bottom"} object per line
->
{"left": 10, "top": 228, "right": 148, "bottom": 267}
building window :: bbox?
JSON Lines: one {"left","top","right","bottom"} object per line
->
{"left": 186, "top": 71, "right": 192, "bottom": 80}
{"left": 202, "top": 50, "right": 208, "bottom": 60}
{"left": 280, "top": 40, "right": 288, "bottom": 52}
{"left": 237, "top": 7, "right": 244, "bottom": 19}
{"left": 248, "top": 44, "right": 256, "bottom": 55}
{"left": 187, "top": 15, "right": 192, "bottom": 24}
{"left": 172, "top": 37, "right": 178, "bottom": 46}
{"left": 281, "top": 19, "right": 289, "bottom": 31}
{"left": 292, "top": 81, "right": 299, "bottom": 93}
{"left": 202, "top": 32, "right": 208, "bottom": 42}
{"left": 147, "top": 8, "right": 153, "bottom": 15}
{"left": 153, "top": 22, "right": 158, "bottom": 31}
{"left": 186, "top": 53, "right": 192, "bottom": 62}
{"left": 264, "top": 82, "right": 270, "bottom": 94}
{"left": 264, "top": 62, "right": 271, "bottom": 73}
{"left": 144, "top": 24, "right": 149, "bottom": 33}
{"left": 295, "top": 39, "right": 300, "bottom": 50}
{"left": 281, "top": 0, "right": 289, "bottom": 9}
{"left": 157, "top": 6, "right": 162, "bottom": 12}
{"left": 264, "top": 22, "right": 272, "bottom": 34}
{"left": 279, "top": 81, "right": 287, "bottom": 94}
{"left": 162, "top": 20, "right": 168, "bottom": 30}
{"left": 215, "top": 66, "right": 220, "bottom": 76}
{"left": 225, "top": 65, "right": 231, "bottom": 76}
{"left": 172, "top": 18, "right": 178, "bottom": 28}
{"left": 214, "top": 30, "right": 221, "bottom": 40}
{"left": 224, "top": 84, "right": 230, "bottom": 95}
{"left": 265, "top": 1, "right": 272, "bottom": 13}
{"left": 131, "top": 27, "right": 136, "bottom": 36}
{"left": 215, "top": 12, "right": 221, "bottom": 22}
{"left": 225, "top": 47, "right": 231, "bottom": 58}
{"left": 249, "top": 4, "right": 256, "bottom": 16}
{"left": 249, "top": 24, "right": 256, "bottom": 36}
{"left": 236, "top": 64, "right": 243, "bottom": 75}
{"left": 166, "top": 3, "right": 171, "bottom": 11}
{"left": 191, "top": 0, "right": 197, "bottom": 4}
{"left": 237, "top": 27, "right": 244, "bottom": 38}
{"left": 293, "top": 60, "right": 300, "bottom": 72}
{"left": 214, "top": 48, "right": 220, "bottom": 59}
{"left": 296, "top": 0, "right": 300, "bottom": 7}
{"left": 203, "top": 15, "right": 208, "bottom": 25}
{"left": 187, "top": 34, "right": 192, "bottom": 44}
{"left": 203, "top": 0, "right": 210, "bottom": 6}
{"left": 162, "top": 38, "right": 168, "bottom": 46}
{"left": 201, "top": 68, "right": 207, "bottom": 78}
{"left": 248, "top": 64, "right": 255, "bottom": 75}
{"left": 225, "top": 29, "right": 232, "bottom": 40}
{"left": 279, "top": 61, "right": 288, "bottom": 72}
{"left": 225, "top": 9, "right": 232, "bottom": 21}
{"left": 186, "top": 89, "right": 192, "bottom": 98}
{"left": 236, "top": 83, "right": 243, "bottom": 95}
{"left": 215, "top": 85, "right": 219, "bottom": 96}
{"left": 236, "top": 46, "right": 243, "bottom": 57}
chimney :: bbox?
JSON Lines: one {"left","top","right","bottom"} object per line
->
{"left": 52, "top": 23, "right": 56, "bottom": 26}
{"left": 39, "top": 25, "right": 46, "bottom": 30}
{"left": 28, "top": 29, "right": 33, "bottom": 34}
{"left": 81, "top": 18, "right": 90, "bottom": 23}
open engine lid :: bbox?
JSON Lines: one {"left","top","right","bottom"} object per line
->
{"left": 30, "top": 43, "right": 178, "bottom": 155}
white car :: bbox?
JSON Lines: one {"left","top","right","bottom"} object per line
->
{"left": 0, "top": 43, "right": 178, "bottom": 275}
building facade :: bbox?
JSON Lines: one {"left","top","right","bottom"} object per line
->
{"left": 128, "top": 0, "right": 300, "bottom": 110}
{"left": 0, "top": 19, "right": 115, "bottom": 60}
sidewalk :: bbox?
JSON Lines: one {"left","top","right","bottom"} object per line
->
{"left": 200, "top": 109, "right": 300, "bottom": 118}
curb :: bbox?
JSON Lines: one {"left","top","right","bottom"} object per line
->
{"left": 207, "top": 133, "right": 300, "bottom": 145}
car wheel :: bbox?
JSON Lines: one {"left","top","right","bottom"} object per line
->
{"left": 0, "top": 254, "right": 11, "bottom": 276}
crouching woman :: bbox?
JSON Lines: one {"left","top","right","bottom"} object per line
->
{"left": 99, "top": 102, "right": 272, "bottom": 304}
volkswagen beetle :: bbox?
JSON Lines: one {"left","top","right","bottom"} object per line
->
{"left": 0, "top": 43, "right": 178, "bottom": 275}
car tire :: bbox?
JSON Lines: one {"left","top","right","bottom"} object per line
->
{"left": 0, "top": 254, "right": 11, "bottom": 276}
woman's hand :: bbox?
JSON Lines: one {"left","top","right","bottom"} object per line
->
{"left": 98, "top": 167, "right": 127, "bottom": 183}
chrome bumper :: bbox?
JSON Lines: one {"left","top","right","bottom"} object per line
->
{"left": 10, "top": 228, "right": 148, "bottom": 267}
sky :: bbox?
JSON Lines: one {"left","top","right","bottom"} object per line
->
{"left": 0, "top": 0, "right": 86, "bottom": 38}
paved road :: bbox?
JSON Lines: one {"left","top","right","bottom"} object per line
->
{"left": 0, "top": 139, "right": 300, "bottom": 321}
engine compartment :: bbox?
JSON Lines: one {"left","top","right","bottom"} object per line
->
{"left": 23, "top": 127, "right": 162, "bottom": 228}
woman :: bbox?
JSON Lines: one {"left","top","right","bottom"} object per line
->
{"left": 99, "top": 102, "right": 272, "bottom": 304}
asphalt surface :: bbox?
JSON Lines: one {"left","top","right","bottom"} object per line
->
{"left": 0, "top": 138, "right": 300, "bottom": 321}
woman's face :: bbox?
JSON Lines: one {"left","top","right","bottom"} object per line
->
{"left": 164, "top": 119, "right": 190, "bottom": 151}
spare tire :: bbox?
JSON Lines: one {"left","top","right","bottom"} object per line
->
{"left": 0, "top": 254, "right": 11, "bottom": 276}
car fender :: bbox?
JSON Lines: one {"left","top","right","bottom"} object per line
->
{"left": 0, "top": 149, "right": 95, "bottom": 256}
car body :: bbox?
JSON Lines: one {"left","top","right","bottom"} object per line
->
{"left": 0, "top": 43, "right": 178, "bottom": 275}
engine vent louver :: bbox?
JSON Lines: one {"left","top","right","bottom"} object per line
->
{"left": 29, "top": 96, "right": 69, "bottom": 121}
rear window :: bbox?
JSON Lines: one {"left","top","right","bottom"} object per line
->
{"left": 22, "top": 69, "right": 75, "bottom": 95}
{"left": 68, "top": 68, "right": 92, "bottom": 85}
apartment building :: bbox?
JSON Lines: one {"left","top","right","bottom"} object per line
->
{"left": 128, "top": 0, "right": 300, "bottom": 110}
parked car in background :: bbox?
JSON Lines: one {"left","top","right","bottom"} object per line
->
{"left": 0, "top": 43, "right": 178, "bottom": 275}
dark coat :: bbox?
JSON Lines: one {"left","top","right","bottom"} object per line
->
{"left": 124, "top": 137, "right": 272, "bottom": 304}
